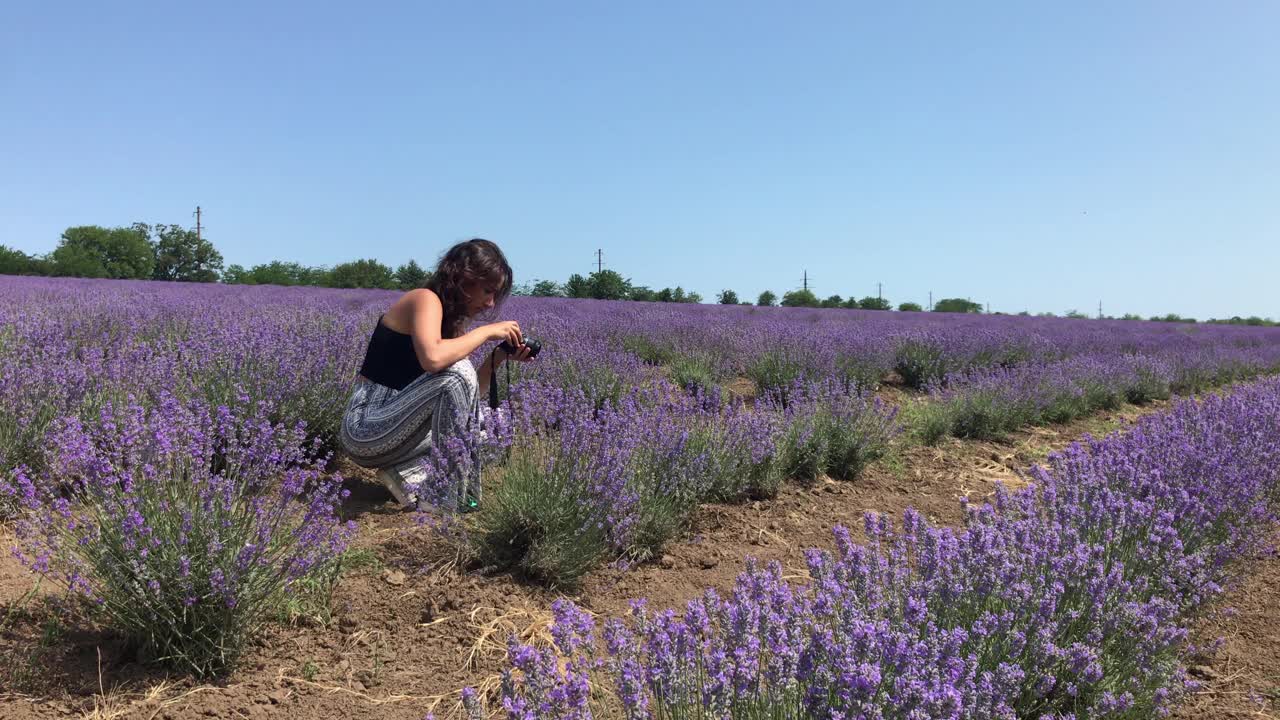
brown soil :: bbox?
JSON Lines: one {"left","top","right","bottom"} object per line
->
{"left": 1170, "top": 540, "right": 1280, "bottom": 719}
{"left": 4, "top": 398, "right": 1274, "bottom": 719}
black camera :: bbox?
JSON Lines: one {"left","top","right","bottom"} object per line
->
{"left": 498, "top": 335, "right": 542, "bottom": 358}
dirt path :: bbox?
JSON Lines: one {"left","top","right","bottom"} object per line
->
{"left": 1170, "top": 538, "right": 1280, "bottom": 720}
{"left": 8, "top": 398, "right": 1274, "bottom": 719}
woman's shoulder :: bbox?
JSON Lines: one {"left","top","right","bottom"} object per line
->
{"left": 384, "top": 288, "right": 441, "bottom": 330}
{"left": 401, "top": 287, "right": 441, "bottom": 306}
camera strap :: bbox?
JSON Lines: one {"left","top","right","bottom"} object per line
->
{"left": 489, "top": 349, "right": 500, "bottom": 410}
{"left": 487, "top": 348, "right": 514, "bottom": 411}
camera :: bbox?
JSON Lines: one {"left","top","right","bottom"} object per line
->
{"left": 498, "top": 335, "right": 542, "bottom": 358}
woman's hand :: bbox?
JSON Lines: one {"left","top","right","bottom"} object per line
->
{"left": 485, "top": 320, "right": 522, "bottom": 347}
{"left": 499, "top": 345, "right": 536, "bottom": 364}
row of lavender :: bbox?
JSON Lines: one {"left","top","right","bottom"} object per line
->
{"left": 3, "top": 277, "right": 1280, "bottom": 673}
{"left": 5, "top": 278, "right": 1278, "bottom": 480}
{"left": 4, "top": 278, "right": 1279, "bottom": 466}
{"left": 486, "top": 376, "right": 1280, "bottom": 719}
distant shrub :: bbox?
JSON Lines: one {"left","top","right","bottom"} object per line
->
{"left": 777, "top": 387, "right": 899, "bottom": 483}
{"left": 553, "top": 360, "right": 628, "bottom": 410}
{"left": 911, "top": 402, "right": 954, "bottom": 445}
{"left": 668, "top": 354, "right": 717, "bottom": 394}
{"left": 1123, "top": 356, "right": 1172, "bottom": 402}
{"left": 897, "top": 302, "right": 923, "bottom": 312}
{"left": 746, "top": 352, "right": 807, "bottom": 402}
{"left": 893, "top": 338, "right": 953, "bottom": 389}
{"left": 833, "top": 354, "right": 886, "bottom": 395}
{"left": 621, "top": 335, "right": 679, "bottom": 366}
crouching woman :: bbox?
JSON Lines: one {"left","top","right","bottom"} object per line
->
{"left": 339, "top": 238, "right": 533, "bottom": 512}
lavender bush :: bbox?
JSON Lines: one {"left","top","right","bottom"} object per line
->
{"left": 918, "top": 353, "right": 1177, "bottom": 443}
{"left": 4, "top": 276, "right": 1280, "bottom": 591}
{"left": 496, "top": 376, "right": 1280, "bottom": 718}
{"left": 774, "top": 382, "right": 901, "bottom": 484}
{"left": 473, "top": 384, "right": 792, "bottom": 584}
{"left": 1, "top": 393, "right": 355, "bottom": 677}
{"left": 4, "top": 277, "right": 1280, "bottom": 475}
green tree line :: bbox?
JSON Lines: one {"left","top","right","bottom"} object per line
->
{"left": 5, "top": 227, "right": 1271, "bottom": 321}
{"left": 0, "top": 224, "right": 433, "bottom": 291}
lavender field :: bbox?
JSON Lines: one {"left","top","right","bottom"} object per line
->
{"left": 3, "top": 275, "right": 1280, "bottom": 718}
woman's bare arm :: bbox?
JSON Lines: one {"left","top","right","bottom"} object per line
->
{"left": 384, "top": 289, "right": 520, "bottom": 374}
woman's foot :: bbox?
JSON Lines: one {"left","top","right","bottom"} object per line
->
{"left": 376, "top": 468, "right": 414, "bottom": 508}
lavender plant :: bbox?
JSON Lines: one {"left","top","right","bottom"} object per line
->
{"left": 495, "top": 376, "right": 1280, "bottom": 718}
{"left": 774, "top": 382, "right": 900, "bottom": 483}
{"left": 1, "top": 393, "right": 355, "bottom": 677}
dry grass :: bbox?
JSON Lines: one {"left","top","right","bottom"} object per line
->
{"left": 464, "top": 604, "right": 564, "bottom": 670}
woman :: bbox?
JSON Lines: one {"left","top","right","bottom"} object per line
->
{"left": 339, "top": 238, "right": 533, "bottom": 512}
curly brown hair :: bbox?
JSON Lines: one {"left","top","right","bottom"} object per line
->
{"left": 426, "top": 238, "right": 513, "bottom": 339}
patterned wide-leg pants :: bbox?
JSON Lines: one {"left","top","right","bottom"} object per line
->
{"left": 339, "top": 367, "right": 479, "bottom": 507}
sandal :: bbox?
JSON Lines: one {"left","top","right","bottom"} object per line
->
{"left": 376, "top": 468, "right": 414, "bottom": 508}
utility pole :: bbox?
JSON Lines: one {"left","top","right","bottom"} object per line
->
{"left": 596, "top": 249, "right": 603, "bottom": 273}
{"left": 928, "top": 291, "right": 933, "bottom": 311}
{"left": 1098, "top": 300, "right": 1103, "bottom": 320}
{"left": 194, "top": 206, "right": 202, "bottom": 242}
{"left": 803, "top": 270, "right": 809, "bottom": 292}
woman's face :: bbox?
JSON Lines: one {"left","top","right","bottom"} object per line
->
{"left": 461, "top": 278, "right": 501, "bottom": 317}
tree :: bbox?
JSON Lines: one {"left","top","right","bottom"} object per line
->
{"left": 857, "top": 296, "right": 891, "bottom": 311}
{"left": 932, "top": 298, "right": 983, "bottom": 313}
{"left": 326, "top": 259, "right": 396, "bottom": 289}
{"left": 564, "top": 273, "right": 591, "bottom": 299}
{"left": 656, "top": 287, "right": 675, "bottom": 303}
{"left": 223, "top": 264, "right": 251, "bottom": 284}
{"left": 757, "top": 290, "right": 777, "bottom": 307}
{"left": 531, "top": 279, "right": 562, "bottom": 297}
{"left": 781, "top": 289, "right": 820, "bottom": 308}
{"left": 394, "top": 260, "right": 431, "bottom": 290}
{"left": 717, "top": 289, "right": 740, "bottom": 305}
{"left": 51, "top": 224, "right": 154, "bottom": 279}
{"left": 586, "top": 270, "right": 632, "bottom": 300}
{"left": 0, "top": 245, "right": 39, "bottom": 275}
{"left": 897, "top": 302, "right": 923, "bottom": 312}
{"left": 151, "top": 224, "right": 224, "bottom": 282}
{"left": 685, "top": 291, "right": 702, "bottom": 304}
{"left": 241, "top": 261, "right": 325, "bottom": 286}
{"left": 820, "top": 294, "right": 843, "bottom": 309}
{"left": 629, "top": 286, "right": 657, "bottom": 302}
{"left": 1064, "top": 309, "right": 1090, "bottom": 319}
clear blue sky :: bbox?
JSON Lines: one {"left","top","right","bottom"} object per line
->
{"left": 2, "top": 2, "right": 1277, "bottom": 319}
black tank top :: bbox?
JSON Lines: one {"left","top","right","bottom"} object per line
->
{"left": 358, "top": 315, "right": 424, "bottom": 390}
